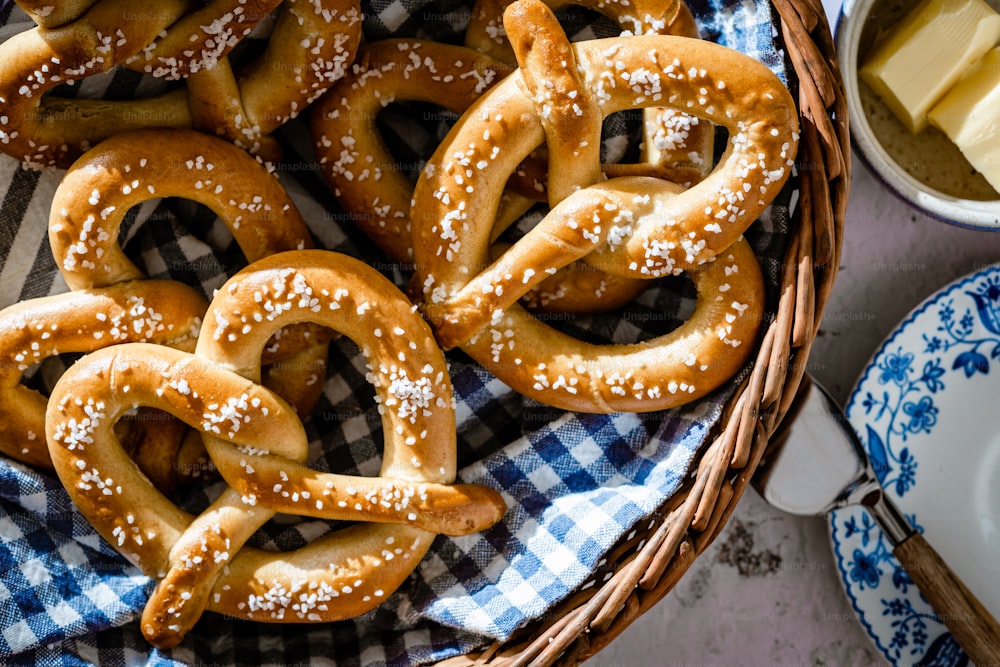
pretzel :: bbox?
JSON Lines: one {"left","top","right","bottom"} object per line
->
{"left": 410, "top": 0, "right": 796, "bottom": 412}
{"left": 466, "top": 0, "right": 715, "bottom": 184}
{"left": 38, "top": 127, "right": 328, "bottom": 483}
{"left": 312, "top": 39, "right": 515, "bottom": 264}
{"left": 49, "top": 127, "right": 312, "bottom": 291}
{"left": 46, "top": 249, "right": 507, "bottom": 648}
{"left": 0, "top": 280, "right": 205, "bottom": 470}
{"left": 128, "top": 0, "right": 362, "bottom": 159}
{"left": 310, "top": 34, "right": 692, "bottom": 315}
{"left": 0, "top": 0, "right": 361, "bottom": 168}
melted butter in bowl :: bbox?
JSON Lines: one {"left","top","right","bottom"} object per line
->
{"left": 840, "top": 0, "right": 1000, "bottom": 227}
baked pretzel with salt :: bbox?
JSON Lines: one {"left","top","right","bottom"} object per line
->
{"left": 48, "top": 127, "right": 330, "bottom": 408}
{"left": 311, "top": 25, "right": 709, "bottom": 314}
{"left": 0, "top": 281, "right": 205, "bottom": 471}
{"left": 0, "top": 0, "right": 361, "bottom": 168}
{"left": 465, "top": 0, "right": 715, "bottom": 186}
{"left": 46, "top": 249, "right": 507, "bottom": 648}
{"left": 411, "top": 0, "right": 797, "bottom": 413}
{"left": 312, "top": 39, "right": 515, "bottom": 265}
{"left": 4, "top": 128, "right": 327, "bottom": 488}
{"left": 49, "top": 128, "right": 309, "bottom": 289}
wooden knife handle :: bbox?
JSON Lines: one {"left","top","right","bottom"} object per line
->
{"left": 894, "top": 532, "right": 1000, "bottom": 665}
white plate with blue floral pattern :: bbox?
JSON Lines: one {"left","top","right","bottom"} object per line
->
{"left": 830, "top": 265, "right": 1000, "bottom": 666}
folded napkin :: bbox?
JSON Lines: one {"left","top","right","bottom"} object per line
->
{"left": 0, "top": 1, "right": 793, "bottom": 664}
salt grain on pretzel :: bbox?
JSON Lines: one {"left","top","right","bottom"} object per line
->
{"left": 411, "top": 0, "right": 796, "bottom": 412}
{"left": 46, "top": 250, "right": 506, "bottom": 648}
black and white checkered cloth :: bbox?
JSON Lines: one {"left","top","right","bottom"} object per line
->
{"left": 0, "top": 1, "right": 794, "bottom": 664}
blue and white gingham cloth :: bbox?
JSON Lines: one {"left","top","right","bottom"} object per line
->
{"left": 0, "top": 1, "right": 793, "bottom": 664}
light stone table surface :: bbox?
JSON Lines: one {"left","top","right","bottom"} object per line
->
{"left": 593, "top": 1, "right": 1000, "bottom": 665}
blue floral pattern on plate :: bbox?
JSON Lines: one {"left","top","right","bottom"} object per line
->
{"left": 829, "top": 266, "right": 1000, "bottom": 667}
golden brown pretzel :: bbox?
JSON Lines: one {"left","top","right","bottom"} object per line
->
{"left": 14, "top": 0, "right": 103, "bottom": 28}
{"left": 469, "top": 0, "right": 714, "bottom": 312}
{"left": 411, "top": 0, "right": 796, "bottom": 412}
{"left": 312, "top": 39, "right": 514, "bottom": 264}
{"left": 466, "top": 0, "right": 715, "bottom": 184}
{"left": 42, "top": 127, "right": 328, "bottom": 484}
{"left": 0, "top": 280, "right": 205, "bottom": 470}
{"left": 48, "top": 128, "right": 312, "bottom": 291}
{"left": 46, "top": 249, "right": 506, "bottom": 648}
{"left": 0, "top": 0, "right": 361, "bottom": 168}
{"left": 310, "top": 36, "right": 686, "bottom": 315}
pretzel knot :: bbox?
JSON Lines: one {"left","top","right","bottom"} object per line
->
{"left": 0, "top": 128, "right": 327, "bottom": 486}
{"left": 0, "top": 0, "right": 361, "bottom": 168}
{"left": 46, "top": 249, "right": 507, "bottom": 648}
{"left": 311, "top": 0, "right": 711, "bottom": 315}
{"left": 411, "top": 0, "right": 797, "bottom": 413}
{"left": 465, "top": 0, "right": 713, "bottom": 185}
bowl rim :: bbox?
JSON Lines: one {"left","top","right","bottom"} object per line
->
{"left": 836, "top": 0, "right": 1000, "bottom": 231}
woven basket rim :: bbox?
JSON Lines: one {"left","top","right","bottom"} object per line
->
{"left": 441, "top": 0, "right": 851, "bottom": 663}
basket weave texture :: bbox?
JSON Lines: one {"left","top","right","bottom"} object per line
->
{"left": 438, "top": 0, "right": 851, "bottom": 663}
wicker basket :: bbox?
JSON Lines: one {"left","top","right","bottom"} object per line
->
{"left": 438, "top": 0, "right": 851, "bottom": 663}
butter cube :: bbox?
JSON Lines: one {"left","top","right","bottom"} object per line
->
{"left": 929, "top": 47, "right": 1000, "bottom": 193}
{"left": 860, "top": 0, "right": 1000, "bottom": 133}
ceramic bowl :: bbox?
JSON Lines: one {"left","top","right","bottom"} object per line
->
{"left": 837, "top": 0, "right": 1000, "bottom": 230}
